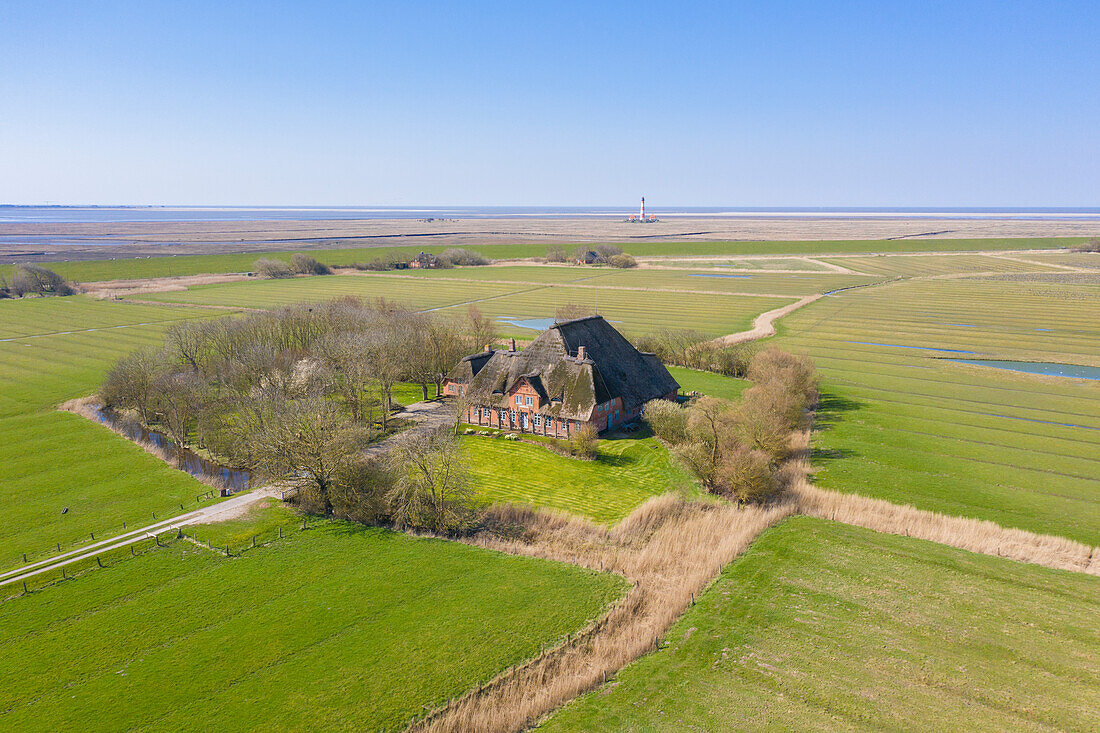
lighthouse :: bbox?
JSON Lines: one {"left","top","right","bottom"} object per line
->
{"left": 639, "top": 196, "right": 646, "bottom": 220}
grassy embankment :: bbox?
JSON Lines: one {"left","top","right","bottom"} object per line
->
{"left": 542, "top": 516, "right": 1100, "bottom": 732}
{"left": 0, "top": 297, "right": 227, "bottom": 569}
{"left": 2, "top": 237, "right": 1078, "bottom": 283}
{"left": 0, "top": 520, "right": 627, "bottom": 732}
{"left": 774, "top": 276, "right": 1100, "bottom": 545}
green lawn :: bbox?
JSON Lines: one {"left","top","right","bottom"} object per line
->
{"left": 462, "top": 431, "right": 698, "bottom": 523}
{"left": 667, "top": 366, "right": 750, "bottom": 401}
{"left": 772, "top": 277, "right": 1100, "bottom": 545}
{"left": 542, "top": 517, "right": 1100, "bottom": 732}
{"left": 0, "top": 521, "right": 627, "bottom": 732}
{"left": 0, "top": 297, "right": 224, "bottom": 570}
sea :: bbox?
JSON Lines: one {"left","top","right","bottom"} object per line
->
{"left": 3, "top": 205, "right": 1100, "bottom": 225}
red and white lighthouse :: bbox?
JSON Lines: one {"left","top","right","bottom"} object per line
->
{"left": 639, "top": 196, "right": 646, "bottom": 220}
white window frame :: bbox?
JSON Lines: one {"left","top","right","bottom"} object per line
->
{"left": 534, "top": 414, "right": 542, "bottom": 427}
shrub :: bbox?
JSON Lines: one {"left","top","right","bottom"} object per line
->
{"left": 747, "top": 346, "right": 819, "bottom": 404}
{"left": 607, "top": 253, "right": 637, "bottom": 269}
{"left": 290, "top": 253, "right": 332, "bottom": 275}
{"left": 643, "top": 399, "right": 688, "bottom": 444}
{"left": 545, "top": 246, "right": 567, "bottom": 263}
{"left": 594, "top": 244, "right": 623, "bottom": 259}
{"left": 441, "top": 248, "right": 489, "bottom": 266}
{"left": 254, "top": 258, "right": 294, "bottom": 279}
{"left": 716, "top": 444, "right": 780, "bottom": 503}
{"left": 569, "top": 424, "right": 599, "bottom": 459}
{"left": 10, "top": 264, "right": 76, "bottom": 297}
{"left": 329, "top": 457, "right": 393, "bottom": 525}
{"left": 1072, "top": 238, "right": 1100, "bottom": 253}
{"left": 0, "top": 274, "right": 10, "bottom": 299}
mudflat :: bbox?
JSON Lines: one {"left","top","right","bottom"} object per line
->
{"left": 3, "top": 215, "right": 1098, "bottom": 262}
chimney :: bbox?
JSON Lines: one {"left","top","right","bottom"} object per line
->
{"left": 577, "top": 346, "right": 586, "bottom": 361}
{"left": 509, "top": 337, "right": 516, "bottom": 352}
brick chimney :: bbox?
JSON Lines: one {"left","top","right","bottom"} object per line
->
{"left": 577, "top": 345, "right": 586, "bottom": 361}
{"left": 509, "top": 337, "right": 516, "bottom": 352}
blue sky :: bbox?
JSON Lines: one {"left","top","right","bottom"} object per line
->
{"left": 2, "top": 1, "right": 1097, "bottom": 206}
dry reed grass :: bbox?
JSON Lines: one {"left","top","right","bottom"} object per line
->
{"left": 791, "top": 481, "right": 1100, "bottom": 576}
{"left": 59, "top": 397, "right": 233, "bottom": 493}
{"left": 407, "top": 493, "right": 796, "bottom": 732}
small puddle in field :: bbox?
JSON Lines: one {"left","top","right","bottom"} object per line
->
{"left": 94, "top": 407, "right": 252, "bottom": 490}
{"left": 497, "top": 316, "right": 556, "bottom": 331}
{"left": 945, "top": 360, "right": 1100, "bottom": 381}
{"left": 689, "top": 273, "right": 751, "bottom": 279}
{"left": 845, "top": 341, "right": 978, "bottom": 355}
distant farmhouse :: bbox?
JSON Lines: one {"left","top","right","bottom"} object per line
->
{"left": 409, "top": 251, "right": 443, "bottom": 269}
{"left": 443, "top": 315, "right": 679, "bottom": 436}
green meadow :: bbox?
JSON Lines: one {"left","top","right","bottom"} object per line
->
{"left": 0, "top": 297, "right": 225, "bottom": 569}
{"left": 462, "top": 431, "right": 699, "bottom": 524}
{"left": 666, "top": 365, "right": 750, "bottom": 401}
{"left": 3, "top": 237, "right": 1077, "bottom": 284}
{"left": 0, "top": 521, "right": 627, "bottom": 732}
{"left": 775, "top": 276, "right": 1100, "bottom": 544}
{"left": 542, "top": 517, "right": 1100, "bottom": 732}
{"left": 135, "top": 271, "right": 792, "bottom": 339}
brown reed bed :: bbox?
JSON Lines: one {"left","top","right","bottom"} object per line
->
{"left": 406, "top": 494, "right": 796, "bottom": 732}
{"left": 791, "top": 480, "right": 1100, "bottom": 576}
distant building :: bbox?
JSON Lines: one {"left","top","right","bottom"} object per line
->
{"left": 442, "top": 315, "right": 679, "bottom": 435}
{"left": 574, "top": 250, "right": 600, "bottom": 265}
{"left": 408, "top": 251, "right": 443, "bottom": 269}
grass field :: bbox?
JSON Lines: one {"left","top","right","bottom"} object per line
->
{"left": 586, "top": 267, "right": 880, "bottom": 296}
{"left": 666, "top": 366, "right": 750, "bottom": 401}
{"left": 817, "top": 252, "right": 1068, "bottom": 278}
{"left": 135, "top": 271, "right": 793, "bottom": 339}
{"left": 0, "top": 521, "right": 627, "bottom": 732}
{"left": 137, "top": 273, "right": 531, "bottom": 311}
{"left": 542, "top": 516, "right": 1100, "bottom": 732}
{"left": 0, "top": 297, "right": 223, "bottom": 570}
{"left": 462, "top": 431, "right": 698, "bottom": 523}
{"left": 774, "top": 276, "right": 1100, "bottom": 544}
{"left": 2, "top": 238, "right": 1077, "bottom": 284}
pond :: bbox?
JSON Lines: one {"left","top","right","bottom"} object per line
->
{"left": 95, "top": 407, "right": 252, "bottom": 490}
{"left": 946, "top": 359, "right": 1100, "bottom": 381}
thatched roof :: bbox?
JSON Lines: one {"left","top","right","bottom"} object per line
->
{"left": 445, "top": 316, "right": 679, "bottom": 420}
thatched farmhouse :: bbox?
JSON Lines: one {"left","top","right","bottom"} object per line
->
{"left": 442, "top": 315, "right": 679, "bottom": 436}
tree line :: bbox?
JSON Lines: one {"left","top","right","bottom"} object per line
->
{"left": 633, "top": 328, "right": 759, "bottom": 377}
{"left": 100, "top": 298, "right": 498, "bottom": 531}
{"left": 643, "top": 346, "right": 818, "bottom": 503}
{"left": 0, "top": 264, "right": 76, "bottom": 298}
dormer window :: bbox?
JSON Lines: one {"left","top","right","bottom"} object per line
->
{"left": 514, "top": 395, "right": 522, "bottom": 405}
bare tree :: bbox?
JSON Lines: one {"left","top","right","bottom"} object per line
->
{"left": 555, "top": 303, "right": 594, "bottom": 322}
{"left": 385, "top": 427, "right": 475, "bottom": 533}
{"left": 254, "top": 258, "right": 294, "bottom": 279}
{"left": 100, "top": 348, "right": 163, "bottom": 425}
{"left": 465, "top": 305, "right": 496, "bottom": 352}
{"left": 245, "top": 397, "right": 368, "bottom": 515}
{"left": 10, "top": 264, "right": 75, "bottom": 297}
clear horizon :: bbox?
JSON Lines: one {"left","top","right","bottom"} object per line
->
{"left": 3, "top": 2, "right": 1098, "bottom": 207}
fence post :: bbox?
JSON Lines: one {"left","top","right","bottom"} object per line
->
{"left": 23, "top": 580, "right": 27, "bottom": 594}
{"left": 90, "top": 531, "right": 94, "bottom": 541}
{"left": 22, "top": 552, "right": 27, "bottom": 564}
{"left": 152, "top": 512, "right": 156, "bottom": 521}
{"left": 225, "top": 545, "right": 229, "bottom": 557}
{"left": 96, "top": 556, "right": 102, "bottom": 568}
{"left": 62, "top": 567, "right": 66, "bottom": 580}
{"left": 123, "top": 521, "right": 126, "bottom": 530}
{"left": 278, "top": 526, "right": 282, "bottom": 539}
{"left": 131, "top": 545, "right": 135, "bottom": 557}
{"left": 252, "top": 535, "right": 256, "bottom": 548}
{"left": 57, "top": 542, "right": 61, "bottom": 552}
